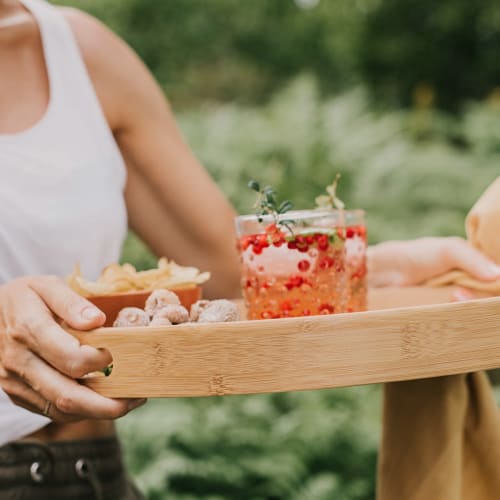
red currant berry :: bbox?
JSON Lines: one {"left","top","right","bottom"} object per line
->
{"left": 239, "top": 236, "right": 253, "bottom": 251}
{"left": 319, "top": 256, "right": 334, "bottom": 269}
{"left": 260, "top": 310, "right": 277, "bottom": 319}
{"left": 316, "top": 234, "right": 329, "bottom": 251}
{"left": 285, "top": 275, "right": 304, "bottom": 289}
{"left": 271, "top": 232, "right": 285, "bottom": 247}
{"left": 279, "top": 300, "right": 293, "bottom": 311}
{"left": 257, "top": 234, "right": 270, "bottom": 248}
{"left": 265, "top": 223, "right": 278, "bottom": 234}
{"left": 298, "top": 260, "right": 310, "bottom": 272}
{"left": 252, "top": 244, "right": 263, "bottom": 255}
{"left": 319, "top": 303, "right": 335, "bottom": 314}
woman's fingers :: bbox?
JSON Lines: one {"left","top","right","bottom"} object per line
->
{"left": 2, "top": 348, "right": 144, "bottom": 419}
{"left": 368, "top": 237, "right": 500, "bottom": 287}
{"left": 2, "top": 374, "right": 145, "bottom": 423}
{"left": 28, "top": 275, "right": 106, "bottom": 330}
{"left": 5, "top": 285, "right": 111, "bottom": 378}
{"left": 0, "top": 374, "right": 79, "bottom": 422}
{"left": 443, "top": 237, "right": 500, "bottom": 281}
{"left": 26, "top": 309, "right": 111, "bottom": 378}
{"left": 1, "top": 345, "right": 146, "bottom": 420}
{"left": 452, "top": 287, "right": 475, "bottom": 302}
{"left": 23, "top": 354, "right": 144, "bottom": 419}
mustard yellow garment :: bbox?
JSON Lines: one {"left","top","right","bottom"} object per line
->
{"left": 378, "top": 178, "right": 500, "bottom": 500}
{"left": 378, "top": 374, "right": 500, "bottom": 500}
{"left": 466, "top": 177, "right": 500, "bottom": 266}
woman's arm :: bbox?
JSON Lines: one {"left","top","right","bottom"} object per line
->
{"left": 66, "top": 9, "right": 241, "bottom": 299}
{"left": 368, "top": 237, "right": 500, "bottom": 287}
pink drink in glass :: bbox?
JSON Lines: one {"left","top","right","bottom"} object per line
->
{"left": 235, "top": 210, "right": 348, "bottom": 320}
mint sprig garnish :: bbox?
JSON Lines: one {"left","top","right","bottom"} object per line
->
{"left": 248, "top": 180, "right": 295, "bottom": 231}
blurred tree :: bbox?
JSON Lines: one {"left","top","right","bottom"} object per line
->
{"left": 54, "top": 0, "right": 365, "bottom": 105}
{"left": 54, "top": 0, "right": 500, "bottom": 110}
{"left": 56, "top": 0, "right": 500, "bottom": 109}
{"left": 357, "top": 0, "right": 500, "bottom": 110}
{"left": 110, "top": 0, "right": 366, "bottom": 105}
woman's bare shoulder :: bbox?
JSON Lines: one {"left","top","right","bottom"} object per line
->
{"left": 59, "top": 7, "right": 144, "bottom": 130}
{"left": 60, "top": 7, "right": 117, "bottom": 62}
{"left": 59, "top": 7, "right": 172, "bottom": 135}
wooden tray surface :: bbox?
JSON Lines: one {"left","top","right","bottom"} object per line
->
{"left": 71, "top": 287, "right": 500, "bottom": 398}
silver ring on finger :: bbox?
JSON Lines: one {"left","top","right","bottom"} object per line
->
{"left": 42, "top": 400, "right": 52, "bottom": 417}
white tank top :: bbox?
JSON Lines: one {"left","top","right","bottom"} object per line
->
{"left": 0, "top": 0, "right": 127, "bottom": 445}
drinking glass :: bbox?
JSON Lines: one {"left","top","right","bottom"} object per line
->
{"left": 235, "top": 210, "right": 349, "bottom": 319}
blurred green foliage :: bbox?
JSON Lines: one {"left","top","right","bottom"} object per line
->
{"left": 55, "top": 0, "right": 500, "bottom": 109}
{"left": 118, "top": 387, "right": 380, "bottom": 500}
{"left": 55, "top": 0, "right": 365, "bottom": 105}
{"left": 359, "top": 0, "right": 500, "bottom": 109}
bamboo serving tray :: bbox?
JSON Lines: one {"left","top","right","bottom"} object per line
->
{"left": 71, "top": 287, "right": 500, "bottom": 398}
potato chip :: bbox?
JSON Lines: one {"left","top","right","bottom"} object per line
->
{"left": 67, "top": 259, "right": 210, "bottom": 297}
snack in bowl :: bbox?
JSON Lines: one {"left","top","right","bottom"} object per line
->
{"left": 67, "top": 258, "right": 209, "bottom": 326}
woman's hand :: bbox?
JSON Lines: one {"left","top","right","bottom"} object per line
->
{"left": 367, "top": 237, "right": 500, "bottom": 287}
{"left": 0, "top": 276, "right": 145, "bottom": 422}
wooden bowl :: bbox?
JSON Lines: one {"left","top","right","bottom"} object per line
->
{"left": 88, "top": 286, "right": 202, "bottom": 327}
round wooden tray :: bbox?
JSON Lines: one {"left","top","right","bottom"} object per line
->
{"left": 71, "top": 287, "right": 500, "bottom": 398}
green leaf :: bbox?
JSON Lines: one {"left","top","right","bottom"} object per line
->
{"left": 262, "top": 186, "right": 274, "bottom": 201}
{"left": 278, "top": 200, "right": 294, "bottom": 214}
{"left": 248, "top": 180, "right": 261, "bottom": 192}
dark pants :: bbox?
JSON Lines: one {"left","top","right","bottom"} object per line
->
{"left": 0, "top": 435, "right": 144, "bottom": 500}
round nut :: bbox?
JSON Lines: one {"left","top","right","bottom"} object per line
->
{"left": 197, "top": 300, "right": 239, "bottom": 323}
{"left": 113, "top": 307, "right": 150, "bottom": 327}
{"left": 152, "top": 304, "right": 189, "bottom": 325}
{"left": 149, "top": 316, "right": 173, "bottom": 327}
{"left": 145, "top": 289, "right": 181, "bottom": 317}
{"left": 189, "top": 300, "right": 211, "bottom": 322}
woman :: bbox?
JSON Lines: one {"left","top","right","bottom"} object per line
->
{"left": 1, "top": 0, "right": 499, "bottom": 498}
